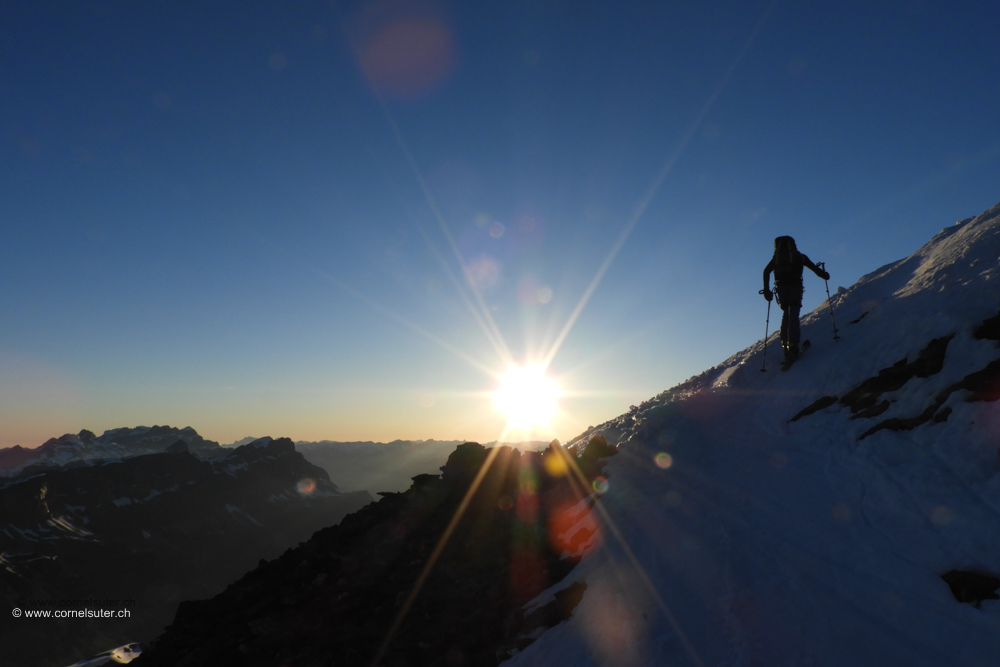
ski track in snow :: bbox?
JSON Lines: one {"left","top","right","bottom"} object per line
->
{"left": 508, "top": 204, "right": 1000, "bottom": 666}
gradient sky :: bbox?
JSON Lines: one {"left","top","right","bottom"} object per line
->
{"left": 2, "top": 0, "right": 999, "bottom": 448}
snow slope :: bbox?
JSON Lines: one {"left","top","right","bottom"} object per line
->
{"left": 511, "top": 202, "right": 1000, "bottom": 666}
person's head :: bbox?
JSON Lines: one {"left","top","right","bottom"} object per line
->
{"left": 774, "top": 236, "right": 797, "bottom": 252}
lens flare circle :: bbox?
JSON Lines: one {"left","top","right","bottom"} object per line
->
{"left": 592, "top": 476, "right": 609, "bottom": 494}
{"left": 493, "top": 364, "right": 560, "bottom": 428}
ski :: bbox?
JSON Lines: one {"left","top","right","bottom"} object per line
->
{"left": 780, "top": 339, "right": 811, "bottom": 372}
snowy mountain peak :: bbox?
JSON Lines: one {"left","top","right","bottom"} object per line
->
{"left": 847, "top": 202, "right": 1000, "bottom": 302}
{"left": 0, "top": 425, "right": 224, "bottom": 476}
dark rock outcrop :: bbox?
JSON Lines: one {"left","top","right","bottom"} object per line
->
{"left": 839, "top": 336, "right": 953, "bottom": 415}
{"left": 789, "top": 307, "right": 1000, "bottom": 438}
{"left": 0, "top": 437, "right": 371, "bottom": 667}
{"left": 941, "top": 570, "right": 1000, "bottom": 608}
{"left": 789, "top": 396, "right": 838, "bottom": 423}
{"left": 165, "top": 438, "right": 190, "bottom": 454}
{"left": 134, "top": 438, "right": 615, "bottom": 667}
{"left": 973, "top": 304, "right": 1000, "bottom": 340}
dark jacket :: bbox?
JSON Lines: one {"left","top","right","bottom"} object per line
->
{"left": 763, "top": 250, "right": 824, "bottom": 291}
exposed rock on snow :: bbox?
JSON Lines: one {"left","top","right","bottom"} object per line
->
{"left": 941, "top": 570, "right": 1000, "bottom": 608}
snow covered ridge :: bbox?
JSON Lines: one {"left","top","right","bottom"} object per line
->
{"left": 509, "top": 200, "right": 1000, "bottom": 667}
{"left": 0, "top": 425, "right": 224, "bottom": 476}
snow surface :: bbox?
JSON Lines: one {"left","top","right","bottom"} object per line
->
{"left": 63, "top": 642, "right": 142, "bottom": 666}
{"left": 509, "top": 203, "right": 1000, "bottom": 666}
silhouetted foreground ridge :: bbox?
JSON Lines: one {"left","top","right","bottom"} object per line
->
{"left": 135, "top": 437, "right": 617, "bottom": 667}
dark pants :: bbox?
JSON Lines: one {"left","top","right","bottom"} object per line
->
{"left": 775, "top": 284, "right": 802, "bottom": 347}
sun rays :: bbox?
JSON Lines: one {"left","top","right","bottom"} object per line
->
{"left": 332, "top": 5, "right": 780, "bottom": 664}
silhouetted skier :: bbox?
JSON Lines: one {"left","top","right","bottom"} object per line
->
{"left": 763, "top": 236, "right": 829, "bottom": 363}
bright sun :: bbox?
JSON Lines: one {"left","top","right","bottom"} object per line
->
{"left": 493, "top": 364, "right": 560, "bottom": 428}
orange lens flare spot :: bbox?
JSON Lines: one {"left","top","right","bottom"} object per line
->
{"left": 930, "top": 505, "right": 953, "bottom": 526}
{"left": 654, "top": 452, "right": 673, "bottom": 469}
{"left": 358, "top": 17, "right": 455, "bottom": 99}
{"left": 548, "top": 501, "right": 602, "bottom": 558}
{"left": 296, "top": 478, "right": 316, "bottom": 495}
{"left": 543, "top": 453, "right": 568, "bottom": 476}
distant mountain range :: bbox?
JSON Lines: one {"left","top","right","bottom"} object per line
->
{"left": 0, "top": 425, "right": 224, "bottom": 476}
{"left": 1, "top": 430, "right": 552, "bottom": 498}
{"left": 226, "top": 438, "right": 552, "bottom": 495}
{"left": 0, "top": 428, "right": 372, "bottom": 667}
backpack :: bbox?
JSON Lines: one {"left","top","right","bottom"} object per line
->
{"left": 772, "top": 236, "right": 803, "bottom": 284}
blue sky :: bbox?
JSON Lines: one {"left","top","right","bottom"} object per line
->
{"left": 2, "top": 0, "right": 999, "bottom": 447}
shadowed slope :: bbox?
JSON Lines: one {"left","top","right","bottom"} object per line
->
{"left": 134, "top": 439, "right": 615, "bottom": 667}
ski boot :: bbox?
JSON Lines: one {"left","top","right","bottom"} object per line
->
{"left": 783, "top": 343, "right": 799, "bottom": 364}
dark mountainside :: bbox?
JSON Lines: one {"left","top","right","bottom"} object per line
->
{"left": 1, "top": 437, "right": 372, "bottom": 667}
{"left": 294, "top": 439, "right": 549, "bottom": 495}
{"left": 134, "top": 437, "right": 617, "bottom": 667}
{"left": 0, "top": 425, "right": 225, "bottom": 475}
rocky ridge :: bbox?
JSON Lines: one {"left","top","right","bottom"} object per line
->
{"left": 133, "top": 436, "right": 616, "bottom": 667}
{"left": 293, "top": 439, "right": 549, "bottom": 495}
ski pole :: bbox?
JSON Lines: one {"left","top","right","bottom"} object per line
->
{"left": 759, "top": 289, "right": 772, "bottom": 372}
{"left": 818, "top": 262, "right": 840, "bottom": 341}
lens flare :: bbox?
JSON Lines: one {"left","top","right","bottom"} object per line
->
{"left": 356, "top": 10, "right": 456, "bottom": 99}
{"left": 543, "top": 452, "right": 568, "bottom": 476}
{"left": 654, "top": 452, "right": 673, "bottom": 469}
{"left": 296, "top": 478, "right": 316, "bottom": 495}
{"left": 548, "top": 500, "right": 601, "bottom": 558}
{"left": 930, "top": 505, "right": 953, "bottom": 526}
{"left": 467, "top": 255, "right": 501, "bottom": 290}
